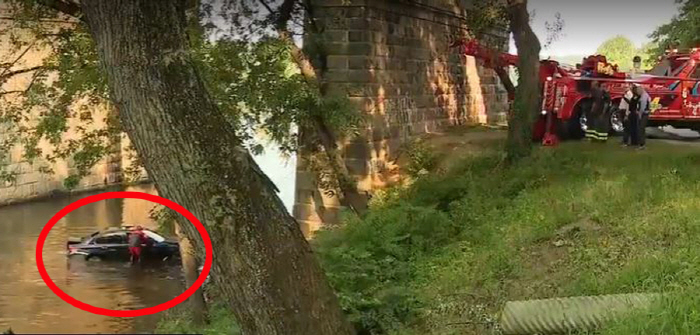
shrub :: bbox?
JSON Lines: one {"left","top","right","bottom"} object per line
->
{"left": 314, "top": 204, "right": 458, "bottom": 334}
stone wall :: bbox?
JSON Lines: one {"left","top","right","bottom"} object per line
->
{"left": 0, "top": 20, "right": 147, "bottom": 205}
{"left": 294, "top": 0, "right": 509, "bottom": 235}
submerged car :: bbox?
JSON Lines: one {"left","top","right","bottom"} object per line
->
{"left": 66, "top": 226, "right": 180, "bottom": 262}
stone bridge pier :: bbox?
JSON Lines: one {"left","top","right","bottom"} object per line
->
{"left": 293, "top": 0, "right": 510, "bottom": 235}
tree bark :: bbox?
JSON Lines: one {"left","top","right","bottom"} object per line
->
{"left": 493, "top": 66, "right": 515, "bottom": 101}
{"left": 175, "top": 223, "right": 207, "bottom": 325}
{"left": 506, "top": 0, "right": 541, "bottom": 163}
{"left": 81, "top": 1, "right": 353, "bottom": 334}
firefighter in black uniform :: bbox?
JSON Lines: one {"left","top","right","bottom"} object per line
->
{"left": 585, "top": 81, "right": 611, "bottom": 142}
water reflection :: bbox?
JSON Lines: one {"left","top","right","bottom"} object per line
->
{"left": 0, "top": 184, "right": 184, "bottom": 334}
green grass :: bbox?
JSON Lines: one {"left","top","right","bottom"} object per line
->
{"left": 155, "top": 139, "right": 700, "bottom": 334}
{"left": 313, "top": 139, "right": 700, "bottom": 334}
{"left": 155, "top": 302, "right": 241, "bottom": 335}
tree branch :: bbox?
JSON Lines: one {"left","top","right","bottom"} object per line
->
{"left": 0, "top": 16, "right": 79, "bottom": 24}
{"left": 275, "top": 0, "right": 296, "bottom": 30}
{"left": 0, "top": 40, "right": 39, "bottom": 78}
{"left": 257, "top": 0, "right": 367, "bottom": 216}
{"left": 34, "top": 0, "right": 84, "bottom": 21}
{"left": 0, "top": 90, "right": 24, "bottom": 96}
{"left": 0, "top": 66, "right": 44, "bottom": 81}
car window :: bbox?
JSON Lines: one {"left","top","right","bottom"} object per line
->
{"left": 143, "top": 230, "right": 165, "bottom": 243}
{"left": 692, "top": 66, "right": 700, "bottom": 79}
{"left": 94, "top": 233, "right": 126, "bottom": 245}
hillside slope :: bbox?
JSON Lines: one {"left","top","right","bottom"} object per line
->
{"left": 315, "top": 130, "right": 700, "bottom": 334}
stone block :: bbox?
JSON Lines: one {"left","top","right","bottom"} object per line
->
{"left": 312, "top": 0, "right": 367, "bottom": 6}
{"left": 346, "top": 17, "right": 371, "bottom": 30}
{"left": 331, "top": 6, "right": 365, "bottom": 18}
{"left": 367, "top": 19, "right": 387, "bottom": 32}
{"left": 388, "top": 125, "right": 402, "bottom": 139}
{"left": 387, "top": 59, "right": 406, "bottom": 71}
{"left": 345, "top": 83, "right": 380, "bottom": 97}
{"left": 295, "top": 170, "right": 317, "bottom": 191}
{"left": 16, "top": 172, "right": 40, "bottom": 185}
{"left": 345, "top": 157, "right": 369, "bottom": 176}
{"left": 293, "top": 203, "right": 341, "bottom": 228}
{"left": 344, "top": 139, "right": 371, "bottom": 161}
{"left": 370, "top": 31, "right": 387, "bottom": 44}
{"left": 325, "top": 42, "right": 373, "bottom": 56}
{"left": 324, "top": 30, "right": 348, "bottom": 43}
{"left": 347, "top": 70, "right": 375, "bottom": 83}
{"left": 347, "top": 97, "right": 375, "bottom": 113}
{"left": 374, "top": 44, "right": 390, "bottom": 57}
{"left": 295, "top": 189, "right": 341, "bottom": 208}
{"left": 348, "top": 43, "right": 374, "bottom": 56}
{"left": 386, "top": 35, "right": 405, "bottom": 46}
{"left": 348, "top": 56, "right": 370, "bottom": 70}
{"left": 326, "top": 55, "right": 348, "bottom": 70}
{"left": 324, "top": 70, "right": 349, "bottom": 82}
{"left": 348, "top": 30, "right": 367, "bottom": 42}
{"left": 370, "top": 127, "right": 386, "bottom": 141}
{"left": 413, "top": 49, "right": 431, "bottom": 60}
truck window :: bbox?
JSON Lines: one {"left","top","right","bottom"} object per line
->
{"left": 692, "top": 66, "right": 700, "bottom": 79}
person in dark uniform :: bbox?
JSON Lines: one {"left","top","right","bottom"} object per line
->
{"left": 634, "top": 85, "right": 651, "bottom": 149}
{"left": 619, "top": 84, "right": 635, "bottom": 146}
{"left": 585, "top": 81, "right": 610, "bottom": 142}
{"left": 627, "top": 84, "right": 642, "bottom": 146}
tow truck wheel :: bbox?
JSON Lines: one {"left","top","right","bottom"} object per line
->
{"left": 559, "top": 101, "right": 587, "bottom": 140}
{"left": 609, "top": 106, "right": 624, "bottom": 135}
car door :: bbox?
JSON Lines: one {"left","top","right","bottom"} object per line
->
{"left": 93, "top": 233, "right": 129, "bottom": 259}
{"left": 683, "top": 65, "right": 700, "bottom": 119}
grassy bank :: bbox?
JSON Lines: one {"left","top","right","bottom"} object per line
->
{"left": 157, "top": 135, "right": 700, "bottom": 334}
{"left": 315, "top": 138, "right": 700, "bottom": 334}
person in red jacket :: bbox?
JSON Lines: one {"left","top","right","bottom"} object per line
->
{"left": 128, "top": 226, "right": 149, "bottom": 265}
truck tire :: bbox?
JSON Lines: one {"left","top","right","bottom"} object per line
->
{"left": 559, "top": 101, "right": 588, "bottom": 140}
{"left": 608, "top": 105, "right": 624, "bottom": 136}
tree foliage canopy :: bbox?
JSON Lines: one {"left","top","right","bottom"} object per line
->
{"left": 596, "top": 35, "right": 638, "bottom": 72}
{"left": 0, "top": 0, "right": 361, "bottom": 189}
{"left": 649, "top": 0, "right": 700, "bottom": 56}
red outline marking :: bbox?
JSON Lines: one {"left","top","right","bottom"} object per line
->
{"left": 35, "top": 191, "right": 212, "bottom": 317}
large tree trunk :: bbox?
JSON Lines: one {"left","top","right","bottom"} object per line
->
{"left": 175, "top": 223, "right": 207, "bottom": 325}
{"left": 494, "top": 66, "right": 516, "bottom": 101}
{"left": 81, "top": 1, "right": 353, "bottom": 334}
{"left": 506, "top": 0, "right": 541, "bottom": 162}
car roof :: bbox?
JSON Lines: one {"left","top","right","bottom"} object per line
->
{"left": 89, "top": 227, "right": 166, "bottom": 243}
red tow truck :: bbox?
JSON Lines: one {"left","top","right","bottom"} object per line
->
{"left": 451, "top": 39, "right": 700, "bottom": 142}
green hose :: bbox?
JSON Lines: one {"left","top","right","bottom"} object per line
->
{"left": 499, "top": 293, "right": 661, "bottom": 334}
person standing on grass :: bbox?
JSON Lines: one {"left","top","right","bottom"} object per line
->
{"left": 627, "top": 84, "right": 641, "bottom": 146}
{"left": 634, "top": 85, "right": 651, "bottom": 150}
{"left": 585, "top": 81, "right": 610, "bottom": 142}
{"left": 619, "top": 83, "right": 635, "bottom": 146}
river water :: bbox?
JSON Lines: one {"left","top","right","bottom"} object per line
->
{"left": 0, "top": 141, "right": 297, "bottom": 334}
{"left": 0, "top": 184, "right": 185, "bottom": 334}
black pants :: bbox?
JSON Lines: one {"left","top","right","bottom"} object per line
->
{"left": 637, "top": 113, "right": 648, "bottom": 146}
{"left": 628, "top": 112, "right": 639, "bottom": 145}
{"left": 622, "top": 113, "right": 631, "bottom": 144}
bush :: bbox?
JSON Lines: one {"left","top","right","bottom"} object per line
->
{"left": 404, "top": 138, "right": 438, "bottom": 177}
{"left": 313, "top": 204, "right": 459, "bottom": 334}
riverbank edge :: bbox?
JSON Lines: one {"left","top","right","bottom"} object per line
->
{"left": 0, "top": 177, "right": 153, "bottom": 208}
